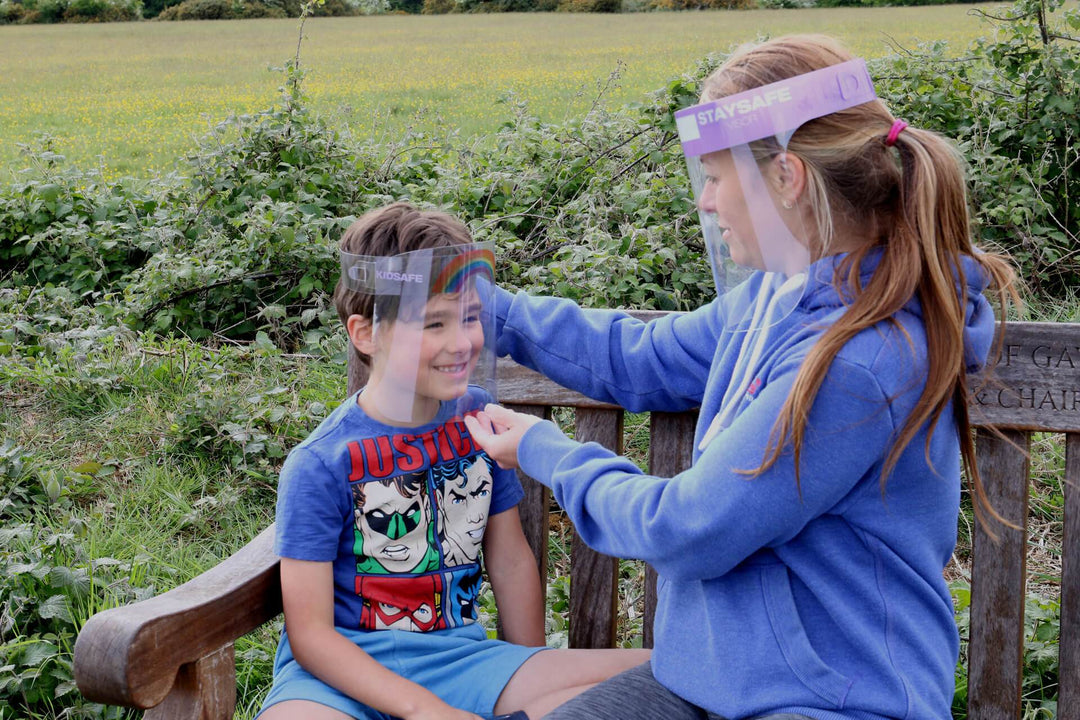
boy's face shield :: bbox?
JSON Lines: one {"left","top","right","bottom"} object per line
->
{"left": 341, "top": 244, "right": 497, "bottom": 425}
{"left": 676, "top": 58, "right": 877, "bottom": 328}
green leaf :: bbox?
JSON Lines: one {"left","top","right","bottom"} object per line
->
{"left": 254, "top": 332, "right": 276, "bottom": 351}
{"left": 37, "top": 596, "right": 73, "bottom": 624}
{"left": 49, "top": 565, "right": 88, "bottom": 593}
{"left": 53, "top": 679, "right": 78, "bottom": 698}
{"left": 43, "top": 471, "right": 64, "bottom": 503}
{"left": 298, "top": 274, "right": 316, "bottom": 298}
{"left": 37, "top": 184, "right": 61, "bottom": 203}
{"left": 19, "top": 639, "right": 59, "bottom": 667}
{"left": 260, "top": 304, "right": 287, "bottom": 320}
{"left": 71, "top": 461, "right": 103, "bottom": 476}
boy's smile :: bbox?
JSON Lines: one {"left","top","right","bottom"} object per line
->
{"left": 433, "top": 360, "right": 470, "bottom": 377}
{"left": 362, "top": 288, "right": 486, "bottom": 426}
{"left": 411, "top": 290, "right": 484, "bottom": 399}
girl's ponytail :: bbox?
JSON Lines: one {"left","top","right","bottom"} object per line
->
{"left": 888, "top": 124, "right": 1017, "bottom": 528}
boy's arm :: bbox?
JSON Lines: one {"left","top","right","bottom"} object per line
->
{"left": 481, "top": 507, "right": 546, "bottom": 647}
{"left": 280, "top": 558, "right": 483, "bottom": 720}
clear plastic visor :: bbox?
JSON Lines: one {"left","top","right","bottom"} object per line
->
{"left": 676, "top": 58, "right": 877, "bottom": 328}
{"left": 341, "top": 244, "right": 497, "bottom": 426}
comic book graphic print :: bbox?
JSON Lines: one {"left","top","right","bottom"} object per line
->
{"left": 352, "top": 472, "right": 440, "bottom": 576}
{"left": 349, "top": 414, "right": 495, "bottom": 632}
{"left": 357, "top": 573, "right": 443, "bottom": 632}
{"left": 355, "top": 568, "right": 481, "bottom": 632}
{"left": 432, "top": 456, "right": 493, "bottom": 567}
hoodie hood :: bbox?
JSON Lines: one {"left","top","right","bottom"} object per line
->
{"left": 800, "top": 247, "right": 997, "bottom": 374}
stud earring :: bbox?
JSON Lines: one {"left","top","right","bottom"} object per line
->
{"left": 782, "top": 200, "right": 794, "bottom": 210}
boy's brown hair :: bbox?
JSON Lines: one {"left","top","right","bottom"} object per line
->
{"left": 333, "top": 202, "right": 474, "bottom": 365}
{"left": 334, "top": 202, "right": 473, "bottom": 323}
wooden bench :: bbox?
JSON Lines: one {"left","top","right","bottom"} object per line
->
{"left": 73, "top": 316, "right": 1080, "bottom": 719}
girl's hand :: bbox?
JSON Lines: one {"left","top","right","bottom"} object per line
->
{"left": 464, "top": 403, "right": 542, "bottom": 470}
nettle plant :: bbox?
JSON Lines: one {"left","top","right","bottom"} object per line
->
{"left": 121, "top": 62, "right": 366, "bottom": 345}
{"left": 405, "top": 111, "right": 699, "bottom": 308}
{"left": 369, "top": 66, "right": 717, "bottom": 312}
{"left": 10, "top": 0, "right": 1078, "bottom": 348}
{"left": 0, "top": 142, "right": 166, "bottom": 302}
{"left": 104, "top": 58, "right": 717, "bottom": 346}
{"left": 0, "top": 446, "right": 144, "bottom": 720}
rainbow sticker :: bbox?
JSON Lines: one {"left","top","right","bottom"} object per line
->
{"left": 432, "top": 247, "right": 495, "bottom": 294}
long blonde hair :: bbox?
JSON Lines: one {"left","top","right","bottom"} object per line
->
{"left": 702, "top": 35, "right": 1020, "bottom": 526}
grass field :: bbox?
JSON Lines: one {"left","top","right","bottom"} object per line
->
{"left": 0, "top": 4, "right": 1012, "bottom": 178}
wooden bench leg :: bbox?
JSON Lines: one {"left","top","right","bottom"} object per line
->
{"left": 144, "top": 644, "right": 236, "bottom": 720}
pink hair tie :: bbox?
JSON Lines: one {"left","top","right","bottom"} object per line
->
{"left": 886, "top": 120, "right": 908, "bottom": 147}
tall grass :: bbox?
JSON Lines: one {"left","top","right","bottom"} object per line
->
{"left": 1, "top": 4, "right": 1009, "bottom": 177}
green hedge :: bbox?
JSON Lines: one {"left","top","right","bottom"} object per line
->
{"left": 0, "top": 0, "right": 140, "bottom": 22}
{"left": 2, "top": 0, "right": 1077, "bottom": 341}
{"left": 0, "top": 0, "right": 355, "bottom": 22}
{"left": 0, "top": 0, "right": 1010, "bottom": 22}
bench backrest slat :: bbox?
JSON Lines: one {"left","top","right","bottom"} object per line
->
{"left": 968, "top": 429, "right": 1030, "bottom": 719}
{"left": 568, "top": 408, "right": 624, "bottom": 650}
{"left": 1059, "top": 433, "right": 1080, "bottom": 718}
{"left": 968, "top": 322, "right": 1080, "bottom": 432}
{"left": 505, "top": 403, "right": 552, "bottom": 584}
{"left": 643, "top": 411, "right": 698, "bottom": 649}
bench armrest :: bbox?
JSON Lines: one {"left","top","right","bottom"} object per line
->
{"left": 73, "top": 523, "right": 282, "bottom": 709}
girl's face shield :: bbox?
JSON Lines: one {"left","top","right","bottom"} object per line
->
{"left": 676, "top": 58, "right": 877, "bottom": 326}
{"left": 341, "top": 244, "right": 497, "bottom": 425}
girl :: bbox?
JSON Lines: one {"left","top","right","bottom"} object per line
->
{"left": 465, "top": 34, "right": 1019, "bottom": 720}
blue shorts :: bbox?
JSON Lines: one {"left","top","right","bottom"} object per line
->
{"left": 259, "top": 622, "right": 546, "bottom": 719}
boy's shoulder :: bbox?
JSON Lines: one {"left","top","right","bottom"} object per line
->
{"left": 291, "top": 385, "right": 493, "bottom": 460}
{"left": 293, "top": 391, "right": 368, "bottom": 455}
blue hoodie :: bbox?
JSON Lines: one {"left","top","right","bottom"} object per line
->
{"left": 494, "top": 251, "right": 996, "bottom": 720}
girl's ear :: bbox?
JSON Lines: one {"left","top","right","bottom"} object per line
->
{"left": 772, "top": 152, "right": 807, "bottom": 206}
{"left": 346, "top": 315, "right": 375, "bottom": 355}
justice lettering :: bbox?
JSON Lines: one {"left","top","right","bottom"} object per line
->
{"left": 347, "top": 414, "right": 478, "bottom": 481}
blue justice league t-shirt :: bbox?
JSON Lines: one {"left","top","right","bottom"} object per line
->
{"left": 275, "top": 386, "right": 524, "bottom": 633}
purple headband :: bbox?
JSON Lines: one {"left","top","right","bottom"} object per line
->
{"left": 675, "top": 58, "right": 877, "bottom": 157}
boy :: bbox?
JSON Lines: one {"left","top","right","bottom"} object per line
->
{"left": 259, "top": 202, "right": 647, "bottom": 720}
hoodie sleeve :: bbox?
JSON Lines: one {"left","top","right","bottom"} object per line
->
{"left": 494, "top": 287, "right": 722, "bottom": 413}
{"left": 517, "top": 356, "right": 894, "bottom": 581}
